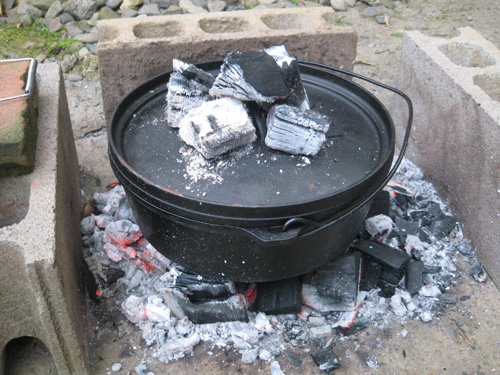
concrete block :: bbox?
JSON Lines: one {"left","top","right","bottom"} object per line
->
{"left": 0, "top": 63, "right": 89, "bottom": 374}
{"left": 97, "top": 8, "right": 358, "bottom": 122}
{"left": 0, "top": 59, "right": 38, "bottom": 176}
{"left": 391, "top": 27, "right": 500, "bottom": 287}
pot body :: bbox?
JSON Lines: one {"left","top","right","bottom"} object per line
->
{"left": 125, "top": 186, "right": 371, "bottom": 282}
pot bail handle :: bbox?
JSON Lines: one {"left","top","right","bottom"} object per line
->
{"left": 240, "top": 63, "right": 413, "bottom": 244}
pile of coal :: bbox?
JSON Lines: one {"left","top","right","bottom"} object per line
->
{"left": 165, "top": 46, "right": 332, "bottom": 159}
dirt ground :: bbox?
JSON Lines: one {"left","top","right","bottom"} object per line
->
{"left": 5, "top": 0, "right": 500, "bottom": 374}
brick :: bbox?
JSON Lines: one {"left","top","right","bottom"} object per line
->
{"left": 0, "top": 63, "right": 88, "bottom": 375}
{"left": 97, "top": 8, "right": 358, "bottom": 123}
{"left": 391, "top": 27, "right": 500, "bottom": 287}
{"left": 0, "top": 60, "right": 38, "bottom": 176}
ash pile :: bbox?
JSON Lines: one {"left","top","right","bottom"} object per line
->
{"left": 81, "top": 159, "right": 486, "bottom": 373}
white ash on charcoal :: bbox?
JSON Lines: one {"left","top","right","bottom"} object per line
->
{"left": 265, "top": 104, "right": 331, "bottom": 156}
{"left": 179, "top": 97, "right": 257, "bottom": 159}
{"left": 209, "top": 50, "right": 291, "bottom": 103}
{"left": 166, "top": 59, "right": 215, "bottom": 128}
{"left": 265, "top": 45, "right": 310, "bottom": 111}
{"left": 81, "top": 158, "right": 485, "bottom": 371}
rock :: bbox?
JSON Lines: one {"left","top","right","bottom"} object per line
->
{"left": 6, "top": 14, "right": 34, "bottom": 26}
{"left": 59, "top": 12, "right": 75, "bottom": 24}
{"left": 244, "top": 0, "right": 259, "bottom": 8}
{"left": 78, "top": 47, "right": 91, "bottom": 58}
{"left": 3, "top": 0, "right": 16, "bottom": 11}
{"left": 112, "top": 363, "right": 122, "bottom": 372}
{"left": 61, "top": 54, "right": 78, "bottom": 73}
{"left": 179, "top": 0, "right": 207, "bottom": 12}
{"left": 208, "top": 0, "right": 226, "bottom": 11}
{"left": 106, "top": 0, "right": 123, "bottom": 9}
{"left": 259, "top": 0, "right": 275, "bottom": 4}
{"left": 87, "top": 44, "right": 98, "bottom": 54}
{"left": 330, "top": 0, "right": 347, "bottom": 11}
{"left": 190, "top": 0, "right": 207, "bottom": 6}
{"left": 65, "top": 23, "right": 83, "bottom": 37}
{"left": 345, "top": 0, "right": 356, "bottom": 5}
{"left": 30, "top": 0, "right": 58, "bottom": 11}
{"left": 150, "top": 0, "right": 171, "bottom": 8}
{"left": 361, "top": 6, "right": 379, "bottom": 16}
{"left": 98, "top": 6, "right": 120, "bottom": 18}
{"left": 75, "top": 33, "right": 99, "bottom": 43}
{"left": 46, "top": 16, "right": 63, "bottom": 32}
{"left": 282, "top": 2, "right": 296, "bottom": 7}
{"left": 379, "top": 0, "right": 394, "bottom": 8}
{"left": 67, "top": 74, "right": 83, "bottom": 82}
{"left": 45, "top": 0, "right": 63, "bottom": 18}
{"left": 95, "top": 0, "right": 107, "bottom": 8}
{"left": 35, "top": 53, "right": 46, "bottom": 63}
{"left": 120, "top": 0, "right": 144, "bottom": 10}
{"left": 119, "top": 8, "right": 138, "bottom": 16}
{"left": 17, "top": 2, "right": 44, "bottom": 18}
{"left": 138, "top": 3, "right": 160, "bottom": 14}
{"left": 375, "top": 14, "right": 388, "bottom": 24}
{"left": 304, "top": 1, "right": 321, "bottom": 6}
{"left": 64, "top": 0, "right": 98, "bottom": 20}
{"left": 162, "top": 5, "right": 182, "bottom": 14}
{"left": 70, "top": 41, "right": 84, "bottom": 49}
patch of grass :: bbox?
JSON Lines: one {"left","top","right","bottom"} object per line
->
{"left": 0, "top": 20, "right": 77, "bottom": 58}
{"left": 334, "top": 15, "right": 351, "bottom": 26}
{"left": 390, "top": 29, "right": 405, "bottom": 37}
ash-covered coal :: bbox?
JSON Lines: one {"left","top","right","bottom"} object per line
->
{"left": 166, "top": 47, "right": 330, "bottom": 160}
{"left": 82, "top": 158, "right": 486, "bottom": 371}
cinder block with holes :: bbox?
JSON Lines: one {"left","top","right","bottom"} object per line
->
{"left": 97, "top": 8, "right": 358, "bottom": 123}
{"left": 0, "top": 63, "right": 88, "bottom": 375}
{"left": 390, "top": 27, "right": 500, "bottom": 287}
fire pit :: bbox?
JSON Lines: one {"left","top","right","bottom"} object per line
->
{"left": 108, "top": 60, "right": 412, "bottom": 282}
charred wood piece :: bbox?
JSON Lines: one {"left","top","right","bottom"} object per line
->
{"left": 179, "top": 97, "right": 256, "bottom": 159}
{"left": 166, "top": 59, "right": 214, "bottom": 128}
{"left": 265, "top": 104, "right": 331, "bottom": 156}
{"left": 250, "top": 277, "right": 302, "bottom": 315}
{"left": 406, "top": 260, "right": 424, "bottom": 295}
{"left": 210, "top": 51, "right": 290, "bottom": 103}
{"left": 352, "top": 240, "right": 411, "bottom": 271}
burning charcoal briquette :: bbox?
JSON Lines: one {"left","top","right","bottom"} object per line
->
{"left": 265, "top": 45, "right": 310, "bottom": 110}
{"left": 166, "top": 59, "right": 215, "bottom": 128}
{"left": 302, "top": 253, "right": 361, "bottom": 312}
{"left": 265, "top": 104, "right": 331, "bottom": 156}
{"left": 311, "top": 348, "right": 341, "bottom": 371}
{"left": 179, "top": 97, "right": 256, "bottom": 159}
{"left": 210, "top": 50, "right": 290, "bottom": 102}
{"left": 250, "top": 277, "right": 302, "bottom": 315}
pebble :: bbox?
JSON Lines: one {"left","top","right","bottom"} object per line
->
{"left": 36, "top": 53, "right": 47, "bottom": 63}
{"left": 87, "top": 44, "right": 98, "bottom": 54}
{"left": 375, "top": 14, "right": 388, "bottom": 24}
{"left": 78, "top": 47, "right": 91, "bottom": 58}
{"left": 361, "top": 6, "right": 379, "bottom": 16}
{"left": 111, "top": 363, "right": 122, "bottom": 372}
{"left": 45, "top": 0, "right": 63, "bottom": 19}
{"left": 67, "top": 74, "right": 83, "bottom": 82}
{"left": 120, "top": 8, "right": 138, "bottom": 17}
{"left": 98, "top": 6, "right": 121, "bottom": 19}
{"left": 270, "top": 360, "right": 285, "bottom": 375}
{"left": 208, "top": 0, "right": 227, "bottom": 11}
{"left": 330, "top": 0, "right": 347, "bottom": 11}
{"left": 345, "top": 0, "right": 356, "bottom": 6}
{"left": 138, "top": 3, "right": 161, "bottom": 14}
{"left": 179, "top": 0, "right": 208, "bottom": 12}
{"left": 46, "top": 17, "right": 64, "bottom": 32}
{"left": 106, "top": 0, "right": 124, "bottom": 9}
{"left": 65, "top": 24, "right": 84, "bottom": 37}
{"left": 59, "top": 12, "right": 75, "bottom": 24}
{"left": 75, "top": 33, "right": 99, "bottom": 43}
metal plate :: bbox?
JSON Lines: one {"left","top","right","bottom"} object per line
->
{"left": 110, "top": 61, "right": 394, "bottom": 219}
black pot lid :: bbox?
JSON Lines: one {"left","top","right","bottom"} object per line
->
{"left": 109, "top": 61, "right": 394, "bottom": 219}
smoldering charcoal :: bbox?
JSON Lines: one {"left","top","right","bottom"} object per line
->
{"left": 265, "top": 104, "right": 331, "bottom": 156}
{"left": 209, "top": 50, "right": 291, "bottom": 103}
{"left": 178, "top": 97, "right": 257, "bottom": 159}
{"left": 166, "top": 59, "right": 214, "bottom": 128}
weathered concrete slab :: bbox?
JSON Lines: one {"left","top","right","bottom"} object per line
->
{"left": 0, "top": 63, "right": 89, "bottom": 375}
{"left": 391, "top": 27, "right": 500, "bottom": 287}
{"left": 97, "top": 8, "right": 358, "bottom": 123}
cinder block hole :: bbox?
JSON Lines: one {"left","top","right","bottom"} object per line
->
{"left": 439, "top": 42, "right": 496, "bottom": 68}
{"left": 261, "top": 13, "right": 313, "bottom": 30}
{"left": 99, "top": 27, "right": 119, "bottom": 42}
{"left": 133, "top": 21, "right": 182, "bottom": 39}
{"left": 0, "top": 175, "right": 30, "bottom": 228}
{"left": 474, "top": 73, "right": 500, "bottom": 102}
{"left": 4, "top": 337, "right": 57, "bottom": 375}
{"left": 199, "top": 17, "right": 248, "bottom": 34}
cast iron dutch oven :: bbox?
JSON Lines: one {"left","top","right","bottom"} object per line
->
{"left": 108, "top": 61, "right": 412, "bottom": 282}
